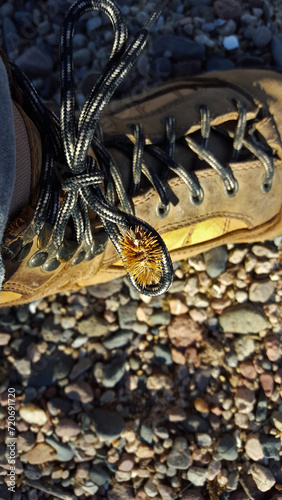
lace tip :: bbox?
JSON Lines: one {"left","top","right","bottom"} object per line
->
{"left": 119, "top": 226, "right": 163, "bottom": 288}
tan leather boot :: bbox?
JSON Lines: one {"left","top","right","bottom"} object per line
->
{"left": 1, "top": 4, "right": 282, "bottom": 306}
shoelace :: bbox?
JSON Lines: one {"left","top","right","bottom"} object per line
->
{"left": 10, "top": 0, "right": 174, "bottom": 296}
{"left": 9, "top": 0, "right": 274, "bottom": 297}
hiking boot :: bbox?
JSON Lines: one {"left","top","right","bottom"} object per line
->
{"left": 1, "top": 0, "right": 282, "bottom": 307}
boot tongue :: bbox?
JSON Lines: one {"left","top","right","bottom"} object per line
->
{"left": 8, "top": 102, "right": 42, "bottom": 222}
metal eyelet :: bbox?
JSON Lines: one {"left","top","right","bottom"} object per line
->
{"left": 190, "top": 187, "right": 204, "bottom": 207}
{"left": 71, "top": 251, "right": 86, "bottom": 266}
{"left": 261, "top": 178, "right": 272, "bottom": 193}
{"left": 224, "top": 178, "right": 239, "bottom": 198}
{"left": 156, "top": 201, "right": 170, "bottom": 219}
{"left": 42, "top": 259, "right": 61, "bottom": 272}
{"left": 27, "top": 251, "right": 48, "bottom": 268}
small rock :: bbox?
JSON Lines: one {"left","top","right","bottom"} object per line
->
{"left": 69, "top": 357, "right": 93, "bottom": 380}
{"left": 0, "top": 333, "right": 11, "bottom": 345}
{"left": 17, "top": 431, "right": 36, "bottom": 453}
{"left": 168, "top": 314, "right": 203, "bottom": 347}
{"left": 65, "top": 381, "right": 94, "bottom": 404}
{"left": 272, "top": 35, "right": 282, "bottom": 68}
{"left": 239, "top": 361, "right": 257, "bottom": 380}
{"left": 259, "top": 434, "right": 281, "bottom": 459}
{"left": 252, "top": 26, "right": 272, "bottom": 48}
{"left": 77, "top": 315, "right": 109, "bottom": 337}
{"left": 45, "top": 436, "right": 74, "bottom": 462}
{"left": 214, "top": 0, "right": 241, "bottom": 19}
{"left": 223, "top": 35, "right": 239, "bottom": 50}
{"left": 154, "top": 345, "right": 173, "bottom": 365}
{"left": 24, "top": 464, "right": 42, "bottom": 480}
{"left": 118, "top": 454, "right": 135, "bottom": 472}
{"left": 219, "top": 304, "right": 268, "bottom": 333}
{"left": 92, "top": 409, "right": 125, "bottom": 441}
{"left": 146, "top": 374, "right": 173, "bottom": 391}
{"left": 217, "top": 434, "right": 238, "bottom": 461}
{"left": 184, "top": 415, "right": 210, "bottom": 433}
{"left": 260, "top": 372, "right": 274, "bottom": 397}
{"left": 272, "top": 411, "right": 282, "bottom": 432}
{"left": 136, "top": 445, "right": 155, "bottom": 459}
{"left": 187, "top": 466, "right": 208, "bottom": 486}
{"left": 27, "top": 443, "right": 56, "bottom": 464}
{"left": 194, "top": 397, "right": 209, "bottom": 414}
{"left": 167, "top": 437, "right": 190, "bottom": 470}
{"left": 103, "top": 330, "right": 133, "bottom": 350}
{"left": 137, "top": 53, "right": 150, "bottom": 77}
{"left": 206, "top": 55, "right": 235, "bottom": 71}
{"left": 86, "top": 16, "right": 102, "bottom": 36}
{"left": 87, "top": 280, "right": 123, "bottom": 298}
{"left": 55, "top": 418, "right": 80, "bottom": 443}
{"left": 144, "top": 478, "right": 158, "bottom": 498}
{"left": 152, "top": 35, "right": 205, "bottom": 60}
{"left": 15, "top": 47, "right": 53, "bottom": 77}
{"left": 234, "top": 336, "right": 256, "bottom": 361}
{"left": 249, "top": 280, "right": 275, "bottom": 303}
{"left": 102, "top": 355, "right": 126, "bottom": 388}
{"left": 245, "top": 433, "right": 264, "bottom": 461}
{"left": 234, "top": 387, "right": 256, "bottom": 413}
{"left": 19, "top": 404, "right": 48, "bottom": 426}
{"left": 250, "top": 463, "right": 276, "bottom": 492}
{"left": 264, "top": 334, "right": 281, "bottom": 362}
{"left": 204, "top": 246, "right": 228, "bottom": 278}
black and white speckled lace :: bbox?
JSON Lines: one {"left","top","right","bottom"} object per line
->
{"left": 10, "top": 0, "right": 174, "bottom": 296}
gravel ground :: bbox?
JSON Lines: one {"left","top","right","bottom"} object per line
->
{"left": 0, "top": 0, "right": 282, "bottom": 499}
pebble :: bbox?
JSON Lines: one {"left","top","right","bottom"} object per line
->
{"left": 249, "top": 280, "right": 275, "bottom": 303}
{"left": 167, "top": 437, "right": 190, "bottom": 470}
{"left": 152, "top": 35, "right": 205, "bottom": 59}
{"left": 27, "top": 443, "right": 56, "bottom": 464}
{"left": 17, "top": 431, "right": 36, "bottom": 453}
{"left": 259, "top": 372, "right": 274, "bottom": 397}
{"left": 102, "top": 355, "right": 126, "bottom": 388}
{"left": 45, "top": 436, "right": 74, "bottom": 462}
{"left": 234, "top": 336, "right": 256, "bottom": 361}
{"left": 207, "top": 460, "right": 221, "bottom": 481}
{"left": 77, "top": 315, "right": 109, "bottom": 337}
{"left": 86, "top": 15, "right": 102, "bottom": 36}
{"left": 144, "top": 478, "right": 158, "bottom": 498}
{"left": 204, "top": 246, "right": 228, "bottom": 278}
{"left": 15, "top": 47, "right": 53, "bottom": 77}
{"left": 92, "top": 409, "right": 125, "bottom": 441}
{"left": 259, "top": 434, "right": 281, "bottom": 459}
{"left": 223, "top": 35, "right": 239, "bottom": 50}
{"left": 0, "top": 333, "right": 11, "bottom": 345}
{"left": 184, "top": 415, "right": 210, "bottom": 433}
{"left": 167, "top": 315, "right": 203, "bottom": 347}
{"left": 217, "top": 434, "right": 238, "bottom": 461}
{"left": 219, "top": 304, "right": 268, "bottom": 333}
{"left": 103, "top": 330, "right": 133, "bottom": 350}
{"left": 250, "top": 463, "right": 276, "bottom": 492}
{"left": 154, "top": 345, "right": 173, "bottom": 365}
{"left": 146, "top": 374, "right": 174, "bottom": 390}
{"left": 252, "top": 26, "right": 272, "bottom": 48}
{"left": 55, "top": 418, "right": 80, "bottom": 441}
{"left": 19, "top": 405, "right": 48, "bottom": 426}
{"left": 234, "top": 387, "right": 256, "bottom": 413}
{"left": 69, "top": 357, "right": 93, "bottom": 380}
{"left": 64, "top": 381, "right": 94, "bottom": 403}
{"left": 245, "top": 433, "right": 264, "bottom": 461}
{"left": 272, "top": 35, "right": 282, "bottom": 68}
{"left": 187, "top": 466, "right": 208, "bottom": 486}
{"left": 214, "top": 0, "right": 241, "bottom": 19}
{"left": 272, "top": 411, "right": 282, "bottom": 431}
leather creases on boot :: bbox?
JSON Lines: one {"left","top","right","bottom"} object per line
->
{"left": 0, "top": 0, "right": 282, "bottom": 307}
